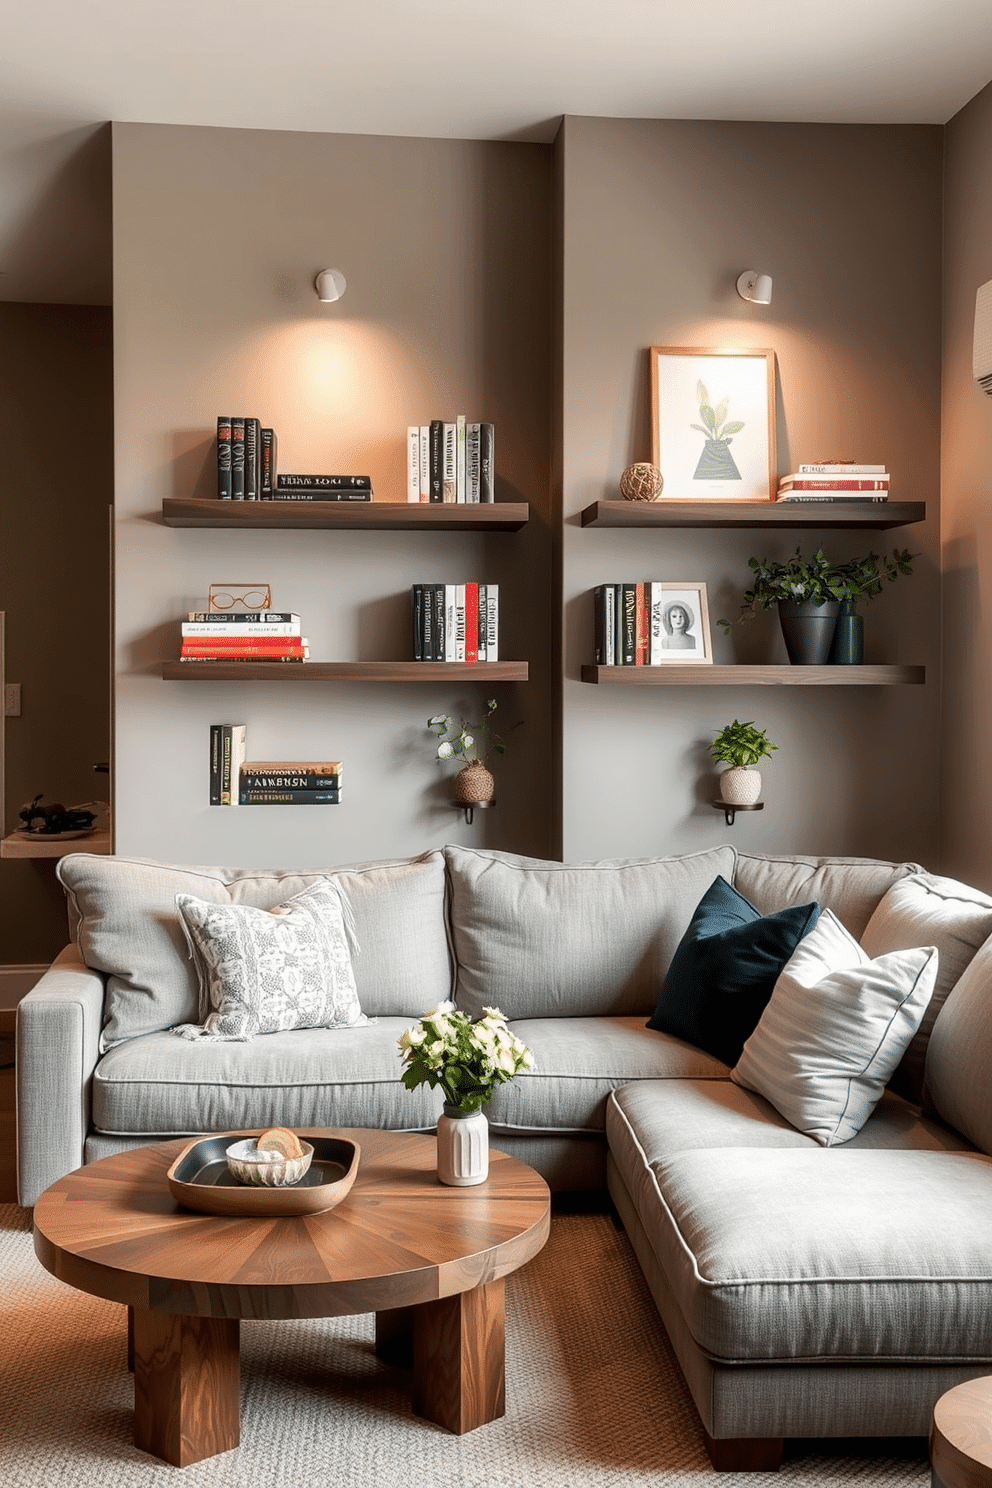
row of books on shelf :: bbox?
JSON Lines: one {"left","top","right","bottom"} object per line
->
{"left": 412, "top": 583, "right": 499, "bottom": 661}
{"left": 406, "top": 418, "right": 494, "bottom": 503}
{"left": 181, "top": 611, "right": 307, "bottom": 662}
{"left": 775, "top": 462, "right": 890, "bottom": 503}
{"left": 216, "top": 417, "right": 372, "bottom": 501}
{"left": 594, "top": 583, "right": 709, "bottom": 666}
{"left": 209, "top": 726, "right": 342, "bottom": 805}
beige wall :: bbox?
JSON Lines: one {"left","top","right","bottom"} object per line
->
{"left": 558, "top": 117, "right": 943, "bottom": 864}
{"left": 940, "top": 80, "right": 992, "bottom": 889}
{"left": 111, "top": 124, "right": 554, "bottom": 865}
{"left": 0, "top": 303, "right": 113, "bottom": 960}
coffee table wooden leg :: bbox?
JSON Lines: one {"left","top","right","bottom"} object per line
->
{"left": 413, "top": 1278, "right": 505, "bottom": 1434}
{"left": 132, "top": 1308, "right": 240, "bottom": 1466}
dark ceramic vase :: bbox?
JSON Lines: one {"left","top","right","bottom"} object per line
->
{"left": 777, "top": 599, "right": 841, "bottom": 665}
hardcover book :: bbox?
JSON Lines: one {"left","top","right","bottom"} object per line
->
{"left": 217, "top": 417, "right": 232, "bottom": 500}
{"left": 429, "top": 420, "right": 444, "bottom": 502}
{"left": 407, "top": 426, "right": 421, "bottom": 504}
{"left": 239, "top": 789, "right": 340, "bottom": 805}
{"left": 244, "top": 417, "right": 260, "bottom": 500}
{"left": 479, "top": 423, "right": 495, "bottom": 503}
{"left": 230, "top": 416, "right": 246, "bottom": 500}
{"left": 276, "top": 474, "right": 372, "bottom": 490}
{"left": 260, "top": 428, "right": 277, "bottom": 495}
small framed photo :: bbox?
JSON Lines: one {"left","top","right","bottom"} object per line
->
{"left": 650, "top": 582, "right": 712, "bottom": 664}
{"left": 649, "top": 346, "right": 776, "bottom": 501}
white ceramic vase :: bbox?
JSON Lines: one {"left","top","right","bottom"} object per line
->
{"left": 436, "top": 1104, "right": 489, "bottom": 1186}
{"left": 719, "top": 766, "right": 762, "bottom": 806}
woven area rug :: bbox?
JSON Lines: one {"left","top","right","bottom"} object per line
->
{"left": 1, "top": 1202, "right": 929, "bottom": 1487}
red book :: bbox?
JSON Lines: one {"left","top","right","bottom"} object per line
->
{"left": 464, "top": 582, "right": 479, "bottom": 663}
{"left": 778, "top": 477, "right": 890, "bottom": 491}
{"left": 180, "top": 635, "right": 308, "bottom": 650}
{"left": 181, "top": 641, "right": 308, "bottom": 658}
{"left": 635, "top": 583, "right": 649, "bottom": 665}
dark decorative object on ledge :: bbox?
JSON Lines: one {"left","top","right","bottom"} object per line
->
{"left": 17, "top": 795, "right": 97, "bottom": 836}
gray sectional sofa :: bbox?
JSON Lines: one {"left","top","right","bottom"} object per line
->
{"left": 17, "top": 842, "right": 992, "bottom": 1470}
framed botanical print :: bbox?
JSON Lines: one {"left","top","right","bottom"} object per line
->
{"left": 649, "top": 346, "right": 776, "bottom": 501}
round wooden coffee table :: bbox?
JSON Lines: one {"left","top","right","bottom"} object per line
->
{"left": 932, "top": 1377, "right": 992, "bottom": 1488}
{"left": 33, "top": 1128, "right": 550, "bottom": 1467}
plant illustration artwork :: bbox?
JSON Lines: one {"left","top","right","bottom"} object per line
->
{"left": 691, "top": 382, "right": 745, "bottom": 481}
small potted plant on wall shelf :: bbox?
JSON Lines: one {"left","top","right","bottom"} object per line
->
{"left": 428, "top": 697, "right": 507, "bottom": 806}
{"left": 709, "top": 720, "right": 777, "bottom": 806}
{"left": 718, "top": 546, "right": 916, "bottom": 664}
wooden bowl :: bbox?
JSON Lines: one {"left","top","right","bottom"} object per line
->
{"left": 167, "top": 1132, "right": 361, "bottom": 1217}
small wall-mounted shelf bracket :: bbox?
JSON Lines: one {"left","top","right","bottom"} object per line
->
{"left": 711, "top": 800, "right": 764, "bottom": 827}
{"left": 452, "top": 799, "right": 494, "bottom": 826}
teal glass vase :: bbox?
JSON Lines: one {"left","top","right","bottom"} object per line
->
{"left": 829, "top": 599, "right": 864, "bottom": 665}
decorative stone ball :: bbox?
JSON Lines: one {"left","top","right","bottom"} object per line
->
{"left": 619, "top": 462, "right": 664, "bottom": 502}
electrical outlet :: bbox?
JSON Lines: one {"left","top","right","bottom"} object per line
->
{"left": 4, "top": 683, "right": 21, "bottom": 717}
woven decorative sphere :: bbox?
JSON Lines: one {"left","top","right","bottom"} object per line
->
{"left": 619, "top": 462, "right": 664, "bottom": 502}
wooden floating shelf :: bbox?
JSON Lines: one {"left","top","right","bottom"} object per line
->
{"left": 580, "top": 500, "right": 926, "bottom": 530}
{"left": 163, "top": 661, "right": 529, "bottom": 682}
{"left": 580, "top": 664, "right": 925, "bottom": 686}
{"left": 162, "top": 498, "right": 529, "bottom": 531}
{"left": 0, "top": 829, "right": 112, "bottom": 859}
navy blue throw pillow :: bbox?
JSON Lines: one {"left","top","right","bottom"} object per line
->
{"left": 647, "top": 876, "right": 819, "bottom": 1066}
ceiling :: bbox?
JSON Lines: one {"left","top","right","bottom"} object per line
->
{"left": 4, "top": 0, "right": 992, "bottom": 305}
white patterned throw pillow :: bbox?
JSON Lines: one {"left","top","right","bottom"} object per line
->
{"left": 172, "top": 879, "right": 364, "bottom": 1041}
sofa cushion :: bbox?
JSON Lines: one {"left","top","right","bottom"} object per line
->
{"left": 445, "top": 844, "right": 737, "bottom": 1019}
{"left": 731, "top": 910, "right": 937, "bottom": 1145}
{"left": 92, "top": 1020, "right": 441, "bottom": 1134}
{"left": 173, "top": 881, "right": 364, "bottom": 1041}
{"left": 732, "top": 852, "right": 917, "bottom": 940}
{"left": 926, "top": 931, "right": 992, "bottom": 1156}
{"left": 639, "top": 1147, "right": 992, "bottom": 1363}
{"left": 483, "top": 1016, "right": 728, "bottom": 1135}
{"left": 646, "top": 876, "right": 819, "bottom": 1065}
{"left": 861, "top": 872, "right": 992, "bottom": 1106}
{"left": 57, "top": 851, "right": 451, "bottom": 1049}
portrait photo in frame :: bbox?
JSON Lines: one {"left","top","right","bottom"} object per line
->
{"left": 650, "top": 582, "right": 712, "bottom": 664}
{"left": 649, "top": 347, "right": 776, "bottom": 501}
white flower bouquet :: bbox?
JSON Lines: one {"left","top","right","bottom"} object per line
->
{"left": 398, "top": 1001, "right": 534, "bottom": 1114}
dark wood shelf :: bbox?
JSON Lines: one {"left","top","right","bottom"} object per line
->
{"left": 580, "top": 664, "right": 925, "bottom": 686}
{"left": 163, "top": 661, "right": 529, "bottom": 682}
{"left": 162, "top": 498, "right": 529, "bottom": 531}
{"left": 580, "top": 499, "right": 925, "bottom": 530}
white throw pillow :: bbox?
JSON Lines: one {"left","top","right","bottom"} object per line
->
{"left": 172, "top": 879, "right": 364, "bottom": 1041}
{"left": 731, "top": 909, "right": 937, "bottom": 1146}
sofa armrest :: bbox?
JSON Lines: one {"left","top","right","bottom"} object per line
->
{"left": 16, "top": 943, "right": 106, "bottom": 1206}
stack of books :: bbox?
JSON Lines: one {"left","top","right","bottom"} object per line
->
{"left": 182, "top": 611, "right": 308, "bottom": 663}
{"left": 238, "top": 761, "right": 342, "bottom": 806}
{"left": 215, "top": 417, "right": 372, "bottom": 501}
{"left": 406, "top": 418, "right": 495, "bottom": 503}
{"left": 594, "top": 584, "right": 704, "bottom": 666}
{"left": 412, "top": 583, "right": 499, "bottom": 661}
{"left": 776, "top": 462, "right": 890, "bottom": 503}
{"left": 209, "top": 724, "right": 248, "bottom": 805}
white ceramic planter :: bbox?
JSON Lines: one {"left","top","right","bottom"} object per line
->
{"left": 436, "top": 1104, "right": 489, "bottom": 1186}
{"left": 719, "top": 766, "right": 762, "bottom": 806}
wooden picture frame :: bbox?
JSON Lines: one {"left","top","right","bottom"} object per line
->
{"left": 651, "top": 582, "right": 712, "bottom": 664}
{"left": 649, "top": 346, "right": 776, "bottom": 501}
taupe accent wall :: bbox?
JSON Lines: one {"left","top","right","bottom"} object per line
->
{"left": 111, "top": 124, "right": 553, "bottom": 865}
{"left": 558, "top": 117, "right": 943, "bottom": 864}
{"left": 941, "top": 80, "right": 992, "bottom": 890}
{"left": 0, "top": 303, "right": 113, "bottom": 960}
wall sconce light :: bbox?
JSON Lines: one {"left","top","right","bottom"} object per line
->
{"left": 314, "top": 268, "right": 347, "bottom": 303}
{"left": 736, "top": 270, "right": 773, "bottom": 305}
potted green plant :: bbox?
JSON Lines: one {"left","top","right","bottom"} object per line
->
{"left": 398, "top": 1002, "right": 534, "bottom": 1185}
{"left": 718, "top": 546, "right": 916, "bottom": 664}
{"left": 709, "top": 720, "right": 777, "bottom": 805}
{"left": 428, "top": 697, "right": 507, "bottom": 804}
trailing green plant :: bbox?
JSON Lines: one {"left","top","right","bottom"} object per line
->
{"left": 427, "top": 697, "right": 506, "bottom": 764}
{"left": 718, "top": 546, "right": 917, "bottom": 629}
{"left": 709, "top": 720, "right": 777, "bottom": 769}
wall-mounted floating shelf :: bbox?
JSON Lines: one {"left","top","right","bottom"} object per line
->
{"left": 579, "top": 500, "right": 926, "bottom": 531}
{"left": 712, "top": 800, "right": 764, "bottom": 827}
{"left": 452, "top": 798, "right": 493, "bottom": 826}
{"left": 580, "top": 664, "right": 924, "bottom": 686}
{"left": 161, "top": 499, "right": 529, "bottom": 532}
{"left": 163, "top": 661, "right": 529, "bottom": 682}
